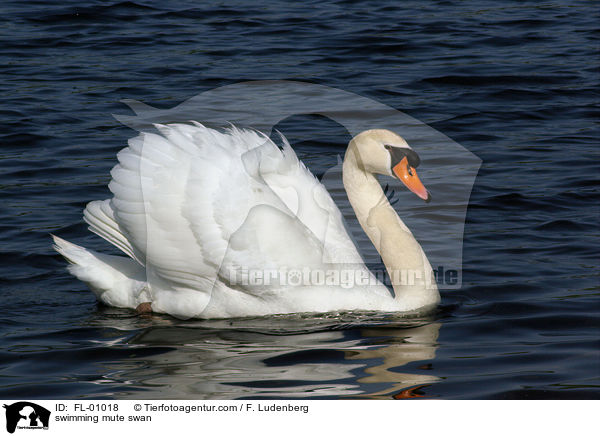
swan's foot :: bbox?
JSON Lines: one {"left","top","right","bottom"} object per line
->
{"left": 135, "top": 302, "right": 153, "bottom": 315}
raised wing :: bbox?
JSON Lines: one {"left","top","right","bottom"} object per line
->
{"left": 86, "top": 123, "right": 355, "bottom": 317}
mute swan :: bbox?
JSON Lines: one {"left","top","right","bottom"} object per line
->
{"left": 53, "top": 123, "right": 439, "bottom": 319}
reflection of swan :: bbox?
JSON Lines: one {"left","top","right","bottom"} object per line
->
{"left": 53, "top": 124, "right": 439, "bottom": 319}
{"left": 345, "top": 323, "right": 441, "bottom": 399}
{"left": 91, "top": 318, "right": 441, "bottom": 399}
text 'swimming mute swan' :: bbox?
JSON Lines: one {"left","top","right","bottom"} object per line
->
{"left": 53, "top": 124, "right": 440, "bottom": 319}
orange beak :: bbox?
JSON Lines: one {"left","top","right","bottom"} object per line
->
{"left": 392, "top": 157, "right": 430, "bottom": 202}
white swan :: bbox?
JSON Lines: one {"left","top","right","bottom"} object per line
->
{"left": 53, "top": 123, "right": 439, "bottom": 319}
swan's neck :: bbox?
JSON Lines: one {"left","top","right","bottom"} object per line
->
{"left": 342, "top": 143, "right": 438, "bottom": 307}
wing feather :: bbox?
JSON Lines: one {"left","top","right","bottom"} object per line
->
{"left": 88, "top": 123, "right": 363, "bottom": 316}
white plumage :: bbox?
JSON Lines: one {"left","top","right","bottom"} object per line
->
{"left": 53, "top": 123, "right": 439, "bottom": 319}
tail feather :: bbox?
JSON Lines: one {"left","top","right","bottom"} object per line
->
{"left": 52, "top": 234, "right": 148, "bottom": 309}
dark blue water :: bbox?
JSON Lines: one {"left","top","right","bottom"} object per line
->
{"left": 1, "top": 0, "right": 598, "bottom": 399}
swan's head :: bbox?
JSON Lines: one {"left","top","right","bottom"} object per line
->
{"left": 350, "top": 129, "right": 430, "bottom": 202}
